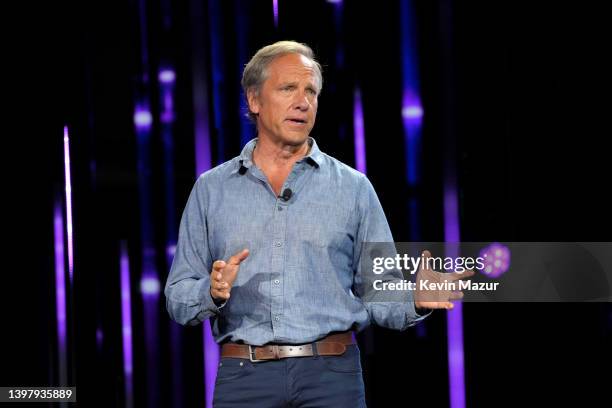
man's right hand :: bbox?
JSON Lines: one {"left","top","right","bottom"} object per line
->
{"left": 210, "top": 248, "right": 250, "bottom": 304}
{"left": 414, "top": 250, "right": 474, "bottom": 310}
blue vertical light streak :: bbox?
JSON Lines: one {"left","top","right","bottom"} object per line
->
{"left": 134, "top": 0, "right": 160, "bottom": 405}
{"left": 159, "top": 66, "right": 184, "bottom": 408}
{"left": 400, "top": 0, "right": 424, "bottom": 241}
{"left": 134, "top": 101, "right": 161, "bottom": 408}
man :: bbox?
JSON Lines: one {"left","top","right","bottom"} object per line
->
{"left": 165, "top": 41, "right": 471, "bottom": 407}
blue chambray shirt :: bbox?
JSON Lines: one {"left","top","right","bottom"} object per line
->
{"left": 165, "top": 137, "right": 428, "bottom": 345}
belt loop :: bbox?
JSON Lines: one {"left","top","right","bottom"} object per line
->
{"left": 312, "top": 341, "right": 319, "bottom": 358}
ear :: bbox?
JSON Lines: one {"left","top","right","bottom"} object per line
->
{"left": 247, "top": 89, "right": 260, "bottom": 115}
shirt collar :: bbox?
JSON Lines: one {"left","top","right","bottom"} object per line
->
{"left": 235, "top": 137, "right": 323, "bottom": 174}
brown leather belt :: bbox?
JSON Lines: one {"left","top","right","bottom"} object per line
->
{"left": 221, "top": 332, "right": 355, "bottom": 362}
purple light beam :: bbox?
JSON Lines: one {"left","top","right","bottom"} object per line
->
{"left": 54, "top": 200, "right": 67, "bottom": 386}
{"left": 120, "top": 241, "right": 134, "bottom": 408}
{"left": 63, "top": 126, "right": 74, "bottom": 284}
{"left": 444, "top": 186, "right": 466, "bottom": 408}
{"left": 353, "top": 87, "right": 366, "bottom": 174}
{"left": 273, "top": 0, "right": 279, "bottom": 27}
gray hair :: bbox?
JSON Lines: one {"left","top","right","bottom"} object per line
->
{"left": 241, "top": 41, "right": 323, "bottom": 122}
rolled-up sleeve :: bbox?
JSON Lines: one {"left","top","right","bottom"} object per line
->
{"left": 352, "top": 175, "right": 431, "bottom": 331}
{"left": 165, "top": 175, "right": 224, "bottom": 326}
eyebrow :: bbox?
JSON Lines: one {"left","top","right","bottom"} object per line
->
{"left": 278, "top": 81, "right": 319, "bottom": 93}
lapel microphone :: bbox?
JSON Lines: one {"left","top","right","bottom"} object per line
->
{"left": 279, "top": 188, "right": 293, "bottom": 202}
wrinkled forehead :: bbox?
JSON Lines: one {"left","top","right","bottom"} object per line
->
{"left": 265, "top": 53, "right": 322, "bottom": 89}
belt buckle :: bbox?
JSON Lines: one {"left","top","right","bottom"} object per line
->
{"left": 248, "top": 345, "right": 265, "bottom": 363}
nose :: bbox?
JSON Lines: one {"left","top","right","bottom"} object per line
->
{"left": 293, "top": 90, "right": 311, "bottom": 111}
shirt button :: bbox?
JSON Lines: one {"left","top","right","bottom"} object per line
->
{"left": 274, "top": 316, "right": 280, "bottom": 321}
{"left": 274, "top": 241, "right": 282, "bottom": 247}
{"left": 274, "top": 279, "right": 280, "bottom": 284}
{"left": 277, "top": 206, "right": 283, "bottom": 211}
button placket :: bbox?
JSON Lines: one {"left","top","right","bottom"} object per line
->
{"left": 267, "top": 162, "right": 312, "bottom": 339}
{"left": 270, "top": 193, "right": 288, "bottom": 335}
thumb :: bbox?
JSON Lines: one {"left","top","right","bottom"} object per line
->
{"left": 228, "top": 248, "right": 250, "bottom": 266}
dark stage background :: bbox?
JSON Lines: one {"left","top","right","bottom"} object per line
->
{"left": 5, "top": 0, "right": 611, "bottom": 407}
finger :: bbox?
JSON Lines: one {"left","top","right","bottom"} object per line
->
{"left": 420, "top": 250, "right": 432, "bottom": 271}
{"left": 449, "top": 269, "right": 475, "bottom": 281}
{"left": 449, "top": 291, "right": 464, "bottom": 300}
{"left": 213, "top": 289, "right": 230, "bottom": 300}
{"left": 417, "top": 301, "right": 454, "bottom": 310}
{"left": 212, "top": 283, "right": 230, "bottom": 295}
{"left": 434, "top": 301, "right": 454, "bottom": 309}
{"left": 213, "top": 260, "right": 226, "bottom": 272}
{"left": 211, "top": 280, "right": 228, "bottom": 290}
{"left": 431, "top": 301, "right": 454, "bottom": 309}
{"left": 212, "top": 289, "right": 230, "bottom": 300}
{"left": 228, "top": 248, "right": 250, "bottom": 265}
{"left": 211, "top": 270, "right": 223, "bottom": 282}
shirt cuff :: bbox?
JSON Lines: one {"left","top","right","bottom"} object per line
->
{"left": 203, "top": 283, "right": 227, "bottom": 313}
{"left": 414, "top": 304, "right": 433, "bottom": 318}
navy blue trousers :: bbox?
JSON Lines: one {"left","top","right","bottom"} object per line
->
{"left": 213, "top": 344, "right": 366, "bottom": 407}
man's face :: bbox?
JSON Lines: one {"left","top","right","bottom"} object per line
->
{"left": 248, "top": 53, "right": 319, "bottom": 146}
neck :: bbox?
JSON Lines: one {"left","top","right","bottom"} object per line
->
{"left": 252, "top": 136, "right": 310, "bottom": 169}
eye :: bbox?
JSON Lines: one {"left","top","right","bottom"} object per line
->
{"left": 306, "top": 88, "right": 317, "bottom": 96}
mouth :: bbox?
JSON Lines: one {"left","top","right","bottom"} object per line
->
{"left": 285, "top": 118, "right": 308, "bottom": 125}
